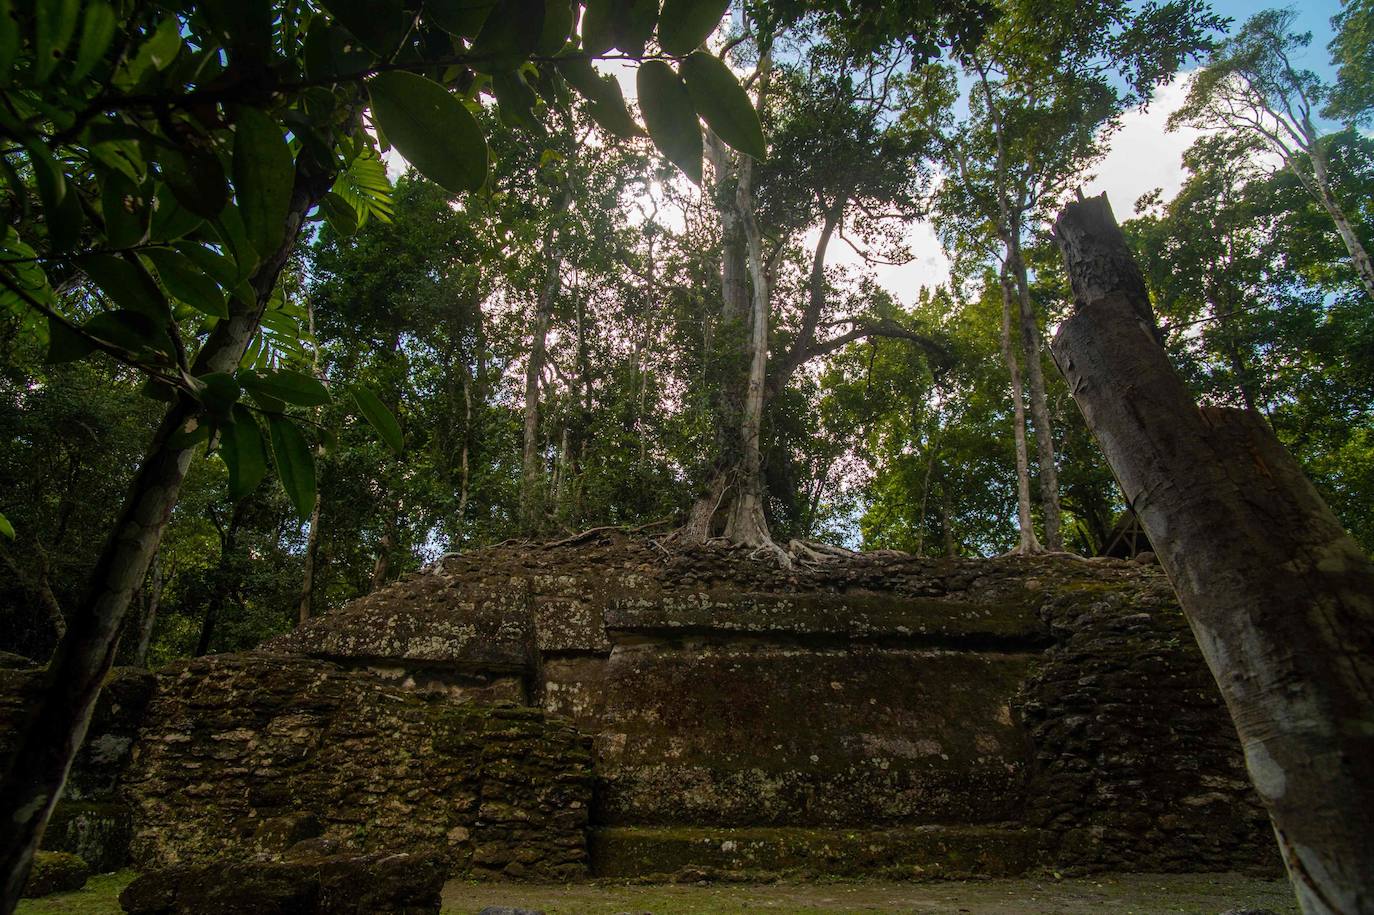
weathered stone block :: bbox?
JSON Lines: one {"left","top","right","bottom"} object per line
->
{"left": 23, "top": 850, "right": 89, "bottom": 898}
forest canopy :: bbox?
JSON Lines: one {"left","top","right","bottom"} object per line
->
{"left": 1, "top": 0, "right": 1370, "bottom": 664}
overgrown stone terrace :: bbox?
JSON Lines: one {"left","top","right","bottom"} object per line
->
{"left": 9, "top": 534, "right": 1279, "bottom": 903}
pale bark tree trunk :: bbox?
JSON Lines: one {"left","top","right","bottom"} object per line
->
{"left": 721, "top": 156, "right": 778, "bottom": 555}
{"left": 1305, "top": 136, "right": 1374, "bottom": 302}
{"left": 999, "top": 269, "right": 1041, "bottom": 554}
{"left": 1009, "top": 237, "right": 1062, "bottom": 550}
{"left": 520, "top": 188, "right": 572, "bottom": 531}
{"left": 0, "top": 158, "right": 334, "bottom": 911}
{"left": 369, "top": 515, "right": 394, "bottom": 593}
{"left": 1051, "top": 193, "right": 1374, "bottom": 915}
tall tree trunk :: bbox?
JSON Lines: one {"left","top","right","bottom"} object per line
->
{"left": 1051, "top": 193, "right": 1374, "bottom": 915}
{"left": 370, "top": 516, "right": 395, "bottom": 594}
{"left": 520, "top": 189, "right": 572, "bottom": 531}
{"left": 1009, "top": 239, "right": 1062, "bottom": 550}
{"left": 0, "top": 159, "right": 333, "bottom": 911}
{"left": 999, "top": 270, "right": 1041, "bottom": 554}
{"left": 1306, "top": 139, "right": 1374, "bottom": 302}
{"left": 721, "top": 156, "right": 778, "bottom": 556}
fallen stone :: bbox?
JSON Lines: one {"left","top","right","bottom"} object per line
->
{"left": 477, "top": 908, "right": 546, "bottom": 915}
{"left": 23, "top": 850, "right": 90, "bottom": 898}
{"left": 119, "top": 850, "right": 447, "bottom": 914}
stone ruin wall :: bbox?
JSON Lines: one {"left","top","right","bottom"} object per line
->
{"left": 2, "top": 536, "right": 1280, "bottom": 882}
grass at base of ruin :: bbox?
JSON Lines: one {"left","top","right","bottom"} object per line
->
{"left": 16, "top": 870, "right": 1297, "bottom": 914}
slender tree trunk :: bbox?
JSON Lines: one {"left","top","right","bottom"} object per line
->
{"left": 1306, "top": 141, "right": 1374, "bottom": 302}
{"left": 131, "top": 555, "right": 161, "bottom": 667}
{"left": 298, "top": 487, "right": 323, "bottom": 626}
{"left": 370, "top": 518, "right": 394, "bottom": 594}
{"left": 1051, "top": 193, "right": 1374, "bottom": 915}
{"left": 520, "top": 189, "right": 572, "bottom": 531}
{"left": 1009, "top": 240, "right": 1062, "bottom": 550}
{"left": 999, "top": 270, "right": 1041, "bottom": 554}
{"left": 0, "top": 158, "right": 333, "bottom": 911}
{"left": 456, "top": 368, "right": 473, "bottom": 536}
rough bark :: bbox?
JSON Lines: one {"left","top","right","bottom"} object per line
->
{"left": 1051, "top": 193, "right": 1374, "bottom": 915}
{"left": 130, "top": 555, "right": 161, "bottom": 667}
{"left": 999, "top": 270, "right": 1041, "bottom": 554}
{"left": 0, "top": 158, "right": 333, "bottom": 912}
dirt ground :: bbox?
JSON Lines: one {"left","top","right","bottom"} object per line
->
{"left": 441, "top": 872, "right": 1297, "bottom": 914}
{"left": 15, "top": 870, "right": 1297, "bottom": 914}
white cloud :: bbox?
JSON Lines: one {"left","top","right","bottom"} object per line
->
{"left": 1081, "top": 72, "right": 1202, "bottom": 219}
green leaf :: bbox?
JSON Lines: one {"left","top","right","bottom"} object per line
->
{"left": 120, "top": 17, "right": 182, "bottom": 86}
{"left": 319, "top": 0, "right": 406, "bottom": 56}
{"left": 83, "top": 309, "right": 174, "bottom": 358}
{"left": 71, "top": 0, "right": 116, "bottom": 82}
{"left": 637, "top": 60, "right": 702, "bottom": 184}
{"left": 159, "top": 144, "right": 228, "bottom": 219}
{"left": 0, "top": 511, "right": 13, "bottom": 540}
{"left": 681, "top": 51, "right": 765, "bottom": 160}
{"left": 266, "top": 413, "right": 317, "bottom": 517}
{"left": 319, "top": 192, "right": 359, "bottom": 236}
{"left": 232, "top": 106, "right": 295, "bottom": 259}
{"left": 240, "top": 368, "right": 331, "bottom": 406}
{"left": 44, "top": 315, "right": 95, "bottom": 363}
{"left": 424, "top": 0, "right": 496, "bottom": 38}
{"left": 100, "top": 170, "right": 149, "bottom": 248}
{"left": 196, "top": 371, "right": 241, "bottom": 418}
{"left": 143, "top": 248, "right": 228, "bottom": 318}
{"left": 556, "top": 58, "right": 641, "bottom": 138}
{"left": 657, "top": 0, "right": 727, "bottom": 56}
{"left": 493, "top": 70, "right": 542, "bottom": 132}
{"left": 200, "top": 0, "right": 273, "bottom": 61}
{"left": 79, "top": 254, "right": 170, "bottom": 319}
{"left": 351, "top": 385, "right": 404, "bottom": 454}
{"left": 220, "top": 404, "right": 267, "bottom": 500}
{"left": 148, "top": 182, "right": 204, "bottom": 242}
{"left": 469, "top": 0, "right": 544, "bottom": 72}
{"left": 580, "top": 0, "right": 616, "bottom": 55}
{"left": 582, "top": 0, "right": 656, "bottom": 55}
{"left": 0, "top": 0, "right": 18, "bottom": 85}
{"left": 211, "top": 204, "right": 260, "bottom": 281}
{"left": 34, "top": 0, "right": 80, "bottom": 82}
{"left": 368, "top": 72, "right": 488, "bottom": 194}
{"left": 537, "top": 0, "right": 574, "bottom": 54}
{"left": 27, "top": 142, "right": 81, "bottom": 251}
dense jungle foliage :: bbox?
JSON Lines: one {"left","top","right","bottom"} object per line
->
{"left": 1, "top": 0, "right": 1369, "bottom": 667}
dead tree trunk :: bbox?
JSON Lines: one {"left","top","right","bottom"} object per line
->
{"left": 999, "top": 269, "right": 1041, "bottom": 554}
{"left": 0, "top": 158, "right": 334, "bottom": 911}
{"left": 1050, "top": 193, "right": 1374, "bottom": 915}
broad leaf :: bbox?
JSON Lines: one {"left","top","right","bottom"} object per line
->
{"left": 34, "top": 0, "right": 79, "bottom": 82}
{"left": 100, "top": 171, "right": 149, "bottom": 248}
{"left": 80, "top": 253, "right": 170, "bottom": 319}
{"left": 681, "top": 51, "right": 765, "bottom": 160}
{"left": 240, "top": 368, "right": 331, "bottom": 406}
{"left": 368, "top": 72, "right": 488, "bottom": 194}
{"left": 318, "top": 0, "right": 406, "bottom": 56}
{"left": 469, "top": 0, "right": 544, "bottom": 71}
{"left": 159, "top": 144, "right": 227, "bottom": 219}
{"left": 71, "top": 1, "right": 116, "bottom": 82}
{"left": 267, "top": 413, "right": 317, "bottom": 517}
{"left": 637, "top": 60, "right": 702, "bottom": 184}
{"left": 45, "top": 315, "right": 95, "bottom": 363}
{"left": 351, "top": 385, "right": 404, "bottom": 454}
{"left": 493, "top": 70, "right": 542, "bottom": 132}
{"left": 83, "top": 309, "right": 174, "bottom": 359}
{"left": 0, "top": 511, "right": 13, "bottom": 540}
{"left": 538, "top": 0, "right": 574, "bottom": 54}
{"left": 232, "top": 106, "right": 295, "bottom": 259}
{"left": 0, "top": 0, "right": 17, "bottom": 84}
{"left": 144, "top": 248, "right": 228, "bottom": 318}
{"left": 220, "top": 404, "right": 267, "bottom": 500}
{"left": 657, "top": 0, "right": 728, "bottom": 56}
{"left": 196, "top": 371, "right": 241, "bottom": 418}
{"left": 425, "top": 0, "right": 496, "bottom": 38}
{"left": 557, "top": 58, "right": 641, "bottom": 138}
